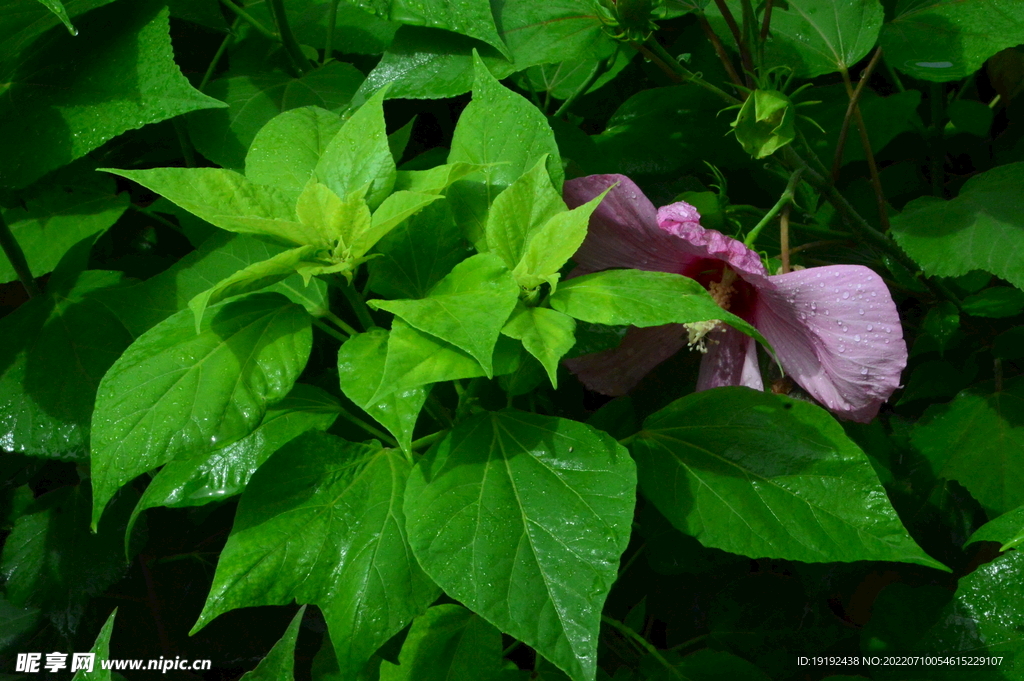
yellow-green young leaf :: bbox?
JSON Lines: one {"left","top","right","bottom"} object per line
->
{"left": 447, "top": 53, "right": 563, "bottom": 250}
{"left": 631, "top": 388, "right": 947, "bottom": 569}
{"left": 485, "top": 156, "right": 565, "bottom": 267}
{"left": 192, "top": 432, "right": 440, "bottom": 679}
{"left": 337, "top": 329, "right": 427, "bottom": 454}
{"left": 295, "top": 181, "right": 358, "bottom": 247}
{"left": 404, "top": 412, "right": 636, "bottom": 681}
{"left": 370, "top": 253, "right": 519, "bottom": 376}
{"left": 501, "top": 305, "right": 575, "bottom": 387}
{"left": 394, "top": 163, "right": 486, "bottom": 195}
{"left": 379, "top": 605, "right": 506, "bottom": 681}
{"left": 513, "top": 190, "right": 607, "bottom": 292}
{"left": 315, "top": 87, "right": 396, "bottom": 210}
{"left": 100, "top": 168, "right": 318, "bottom": 246}
{"left": 355, "top": 191, "right": 444, "bottom": 259}
{"left": 245, "top": 107, "right": 345, "bottom": 194}
{"left": 90, "top": 293, "right": 312, "bottom": 530}
{"left": 72, "top": 608, "right": 116, "bottom": 681}
{"left": 188, "top": 245, "right": 320, "bottom": 332}
{"left": 240, "top": 606, "right": 306, "bottom": 681}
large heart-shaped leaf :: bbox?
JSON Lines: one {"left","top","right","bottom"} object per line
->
{"left": 630, "top": 387, "right": 946, "bottom": 569}
{"left": 404, "top": 411, "right": 636, "bottom": 681}
{"left": 193, "top": 432, "right": 439, "bottom": 680}
{"left": 90, "top": 293, "right": 312, "bottom": 529}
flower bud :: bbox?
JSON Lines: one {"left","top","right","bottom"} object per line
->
{"left": 594, "top": 0, "right": 664, "bottom": 42}
{"left": 731, "top": 89, "right": 796, "bottom": 159}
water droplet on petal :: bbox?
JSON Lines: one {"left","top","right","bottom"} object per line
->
{"left": 861, "top": 368, "right": 869, "bottom": 376}
{"left": 866, "top": 324, "right": 873, "bottom": 331}
{"left": 842, "top": 292, "right": 850, "bottom": 299}
{"left": 858, "top": 308, "right": 864, "bottom": 315}
{"left": 838, "top": 345, "right": 845, "bottom": 353}
{"left": 854, "top": 334, "right": 861, "bottom": 342}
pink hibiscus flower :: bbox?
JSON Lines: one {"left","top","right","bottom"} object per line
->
{"left": 563, "top": 174, "right": 908, "bottom": 422}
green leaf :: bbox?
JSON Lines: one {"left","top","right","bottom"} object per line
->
{"left": 187, "top": 62, "right": 364, "bottom": 172}
{"left": 0, "top": 0, "right": 116, "bottom": 59}
{"left": 447, "top": 54, "right": 563, "bottom": 249}
{"left": 370, "top": 253, "right": 519, "bottom": 376}
{"left": 90, "top": 293, "right": 312, "bottom": 530}
{"left": 1, "top": 484, "right": 135, "bottom": 634}
{"left": 72, "top": 608, "right": 116, "bottom": 681}
{"left": 101, "top": 168, "right": 317, "bottom": 246}
{"left": 881, "top": 0, "right": 1024, "bottom": 81}
{"left": 762, "top": 0, "right": 884, "bottom": 77}
{"left": 367, "top": 200, "right": 471, "bottom": 300}
{"left": 911, "top": 377, "right": 1024, "bottom": 516}
{"left": 193, "top": 432, "right": 440, "bottom": 679}
{"left": 375, "top": 319, "right": 524, "bottom": 402}
{"left": 189, "top": 245, "right": 320, "bottom": 331}
{"left": 892, "top": 163, "right": 1024, "bottom": 291}
{"left": 315, "top": 87, "right": 396, "bottom": 209}
{"left": 513, "top": 192, "right": 606, "bottom": 291}
{"left": 0, "top": 1, "right": 225, "bottom": 189}
{"left": 357, "top": 26, "right": 515, "bottom": 100}
{"left": 591, "top": 85, "right": 748, "bottom": 177}
{"left": 549, "top": 270, "right": 767, "bottom": 346}
{"left": 241, "top": 606, "right": 306, "bottom": 681}
{"left": 0, "top": 270, "right": 134, "bottom": 461}
{"left": 501, "top": 305, "right": 576, "bottom": 387}
{"left": 891, "top": 551, "right": 1024, "bottom": 676}
{"left": 357, "top": 190, "right": 443, "bottom": 258}
{"left": 966, "top": 503, "right": 1024, "bottom": 550}
{"left": 337, "top": 329, "right": 428, "bottom": 453}
{"left": 238, "top": 0, "right": 399, "bottom": 55}
{"left": 631, "top": 387, "right": 946, "bottom": 569}
{"left": 513, "top": 42, "right": 624, "bottom": 102}
{"left": 0, "top": 163, "right": 128, "bottom": 283}
{"left": 947, "top": 98, "right": 994, "bottom": 137}
{"left": 129, "top": 384, "right": 340, "bottom": 534}
{"left": 922, "top": 300, "right": 960, "bottom": 355}
{"left": 380, "top": 605, "right": 506, "bottom": 681}
{"left": 405, "top": 412, "right": 636, "bottom": 681}
{"left": 350, "top": 0, "right": 509, "bottom": 57}
{"left": 485, "top": 157, "right": 565, "bottom": 266}
{"left": 34, "top": 0, "right": 75, "bottom": 34}
{"left": 962, "top": 286, "right": 1024, "bottom": 317}
{"left": 296, "top": 181, "right": 367, "bottom": 247}
{"left": 394, "top": 163, "right": 484, "bottom": 195}
{"left": 805, "top": 87, "right": 923, "bottom": 167}
{"left": 245, "top": 106, "right": 345, "bottom": 194}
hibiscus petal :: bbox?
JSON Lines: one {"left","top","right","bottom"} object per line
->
{"left": 753, "top": 266, "right": 908, "bottom": 422}
{"left": 564, "top": 175, "right": 698, "bottom": 275}
{"left": 564, "top": 324, "right": 685, "bottom": 396}
{"left": 696, "top": 326, "right": 764, "bottom": 392}
{"left": 655, "top": 209, "right": 769, "bottom": 285}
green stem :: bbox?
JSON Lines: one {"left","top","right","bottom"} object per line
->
{"left": 128, "top": 204, "right": 181, "bottom": 232}
{"left": 616, "top": 543, "right": 645, "bottom": 581}
{"left": 640, "top": 38, "right": 740, "bottom": 106}
{"left": 882, "top": 55, "right": 906, "bottom": 93}
{"left": 618, "top": 432, "right": 639, "bottom": 447}
{"left": 929, "top": 81, "right": 946, "bottom": 197}
{"left": 339, "top": 278, "right": 376, "bottom": 331}
{"left": 601, "top": 616, "right": 686, "bottom": 681}
{"left": 743, "top": 168, "right": 803, "bottom": 247}
{"left": 783, "top": 146, "right": 964, "bottom": 310}
{"left": 172, "top": 118, "right": 196, "bottom": 168}
{"left": 553, "top": 46, "right": 616, "bottom": 119}
{"left": 0, "top": 211, "right": 41, "bottom": 298}
{"left": 323, "top": 0, "right": 340, "bottom": 65}
{"left": 269, "top": 0, "right": 312, "bottom": 75}
{"left": 323, "top": 309, "right": 357, "bottom": 337}
{"left": 219, "top": 0, "right": 278, "bottom": 42}
{"left": 199, "top": 19, "right": 239, "bottom": 92}
{"left": 425, "top": 393, "right": 454, "bottom": 429}
{"left": 337, "top": 407, "right": 398, "bottom": 447}
{"left": 501, "top": 640, "right": 523, "bottom": 658}
{"left": 411, "top": 429, "right": 448, "bottom": 451}
{"left": 312, "top": 318, "right": 347, "bottom": 343}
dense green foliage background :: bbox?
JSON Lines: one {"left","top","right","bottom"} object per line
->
{"left": 3, "top": 0, "right": 1024, "bottom": 679}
